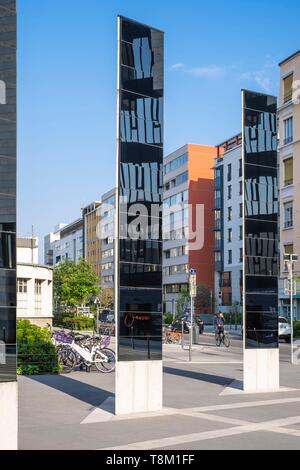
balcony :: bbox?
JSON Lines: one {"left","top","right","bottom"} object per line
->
{"left": 215, "top": 177, "right": 222, "bottom": 190}
{"left": 214, "top": 240, "right": 222, "bottom": 251}
{"left": 214, "top": 198, "right": 221, "bottom": 210}
{"left": 284, "top": 136, "right": 293, "bottom": 145}
{"left": 214, "top": 218, "right": 221, "bottom": 230}
{"left": 284, "top": 220, "right": 293, "bottom": 229}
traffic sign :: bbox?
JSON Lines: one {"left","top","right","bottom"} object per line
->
{"left": 189, "top": 268, "right": 197, "bottom": 275}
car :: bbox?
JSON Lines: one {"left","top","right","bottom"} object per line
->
{"left": 278, "top": 316, "right": 291, "bottom": 343}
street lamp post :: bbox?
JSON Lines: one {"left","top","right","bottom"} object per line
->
{"left": 284, "top": 253, "right": 298, "bottom": 365}
{"left": 189, "top": 268, "right": 197, "bottom": 362}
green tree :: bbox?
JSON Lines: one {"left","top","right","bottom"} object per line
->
{"left": 99, "top": 287, "right": 114, "bottom": 310}
{"left": 194, "top": 284, "right": 211, "bottom": 313}
{"left": 176, "top": 287, "right": 190, "bottom": 318}
{"left": 53, "top": 259, "right": 100, "bottom": 309}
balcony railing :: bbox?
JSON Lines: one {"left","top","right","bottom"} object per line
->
{"left": 284, "top": 136, "right": 293, "bottom": 145}
{"left": 284, "top": 220, "right": 293, "bottom": 229}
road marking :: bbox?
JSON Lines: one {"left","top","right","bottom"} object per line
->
{"left": 102, "top": 415, "right": 300, "bottom": 450}
{"left": 180, "top": 396, "right": 300, "bottom": 414}
{"left": 164, "top": 361, "right": 242, "bottom": 364}
{"left": 83, "top": 395, "right": 300, "bottom": 425}
{"left": 219, "top": 379, "right": 297, "bottom": 396}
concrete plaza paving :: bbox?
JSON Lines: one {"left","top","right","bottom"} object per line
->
{"left": 19, "top": 338, "right": 300, "bottom": 450}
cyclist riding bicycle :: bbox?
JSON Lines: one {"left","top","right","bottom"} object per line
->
{"left": 215, "top": 312, "right": 225, "bottom": 338}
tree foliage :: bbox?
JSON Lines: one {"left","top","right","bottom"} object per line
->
{"left": 99, "top": 287, "right": 114, "bottom": 310}
{"left": 194, "top": 284, "right": 211, "bottom": 312}
{"left": 53, "top": 259, "right": 100, "bottom": 308}
{"left": 176, "top": 287, "right": 190, "bottom": 318}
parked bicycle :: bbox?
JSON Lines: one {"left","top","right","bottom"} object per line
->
{"left": 52, "top": 330, "right": 115, "bottom": 373}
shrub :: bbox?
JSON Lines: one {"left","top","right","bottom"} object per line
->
{"left": 223, "top": 312, "right": 242, "bottom": 325}
{"left": 17, "top": 320, "right": 59, "bottom": 375}
{"left": 53, "top": 314, "right": 95, "bottom": 331}
{"left": 294, "top": 321, "right": 300, "bottom": 338}
{"left": 163, "top": 313, "right": 173, "bottom": 325}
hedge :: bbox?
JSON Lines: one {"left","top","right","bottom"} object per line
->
{"left": 53, "top": 314, "right": 95, "bottom": 331}
{"left": 17, "top": 320, "right": 60, "bottom": 375}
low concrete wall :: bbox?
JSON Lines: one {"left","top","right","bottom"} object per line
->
{"left": 0, "top": 381, "right": 18, "bottom": 449}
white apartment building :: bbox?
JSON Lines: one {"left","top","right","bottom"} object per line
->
{"left": 278, "top": 50, "right": 300, "bottom": 320}
{"left": 214, "top": 134, "right": 243, "bottom": 314}
{"left": 100, "top": 188, "right": 115, "bottom": 288}
{"left": 17, "top": 237, "right": 53, "bottom": 327}
{"left": 44, "top": 219, "right": 83, "bottom": 266}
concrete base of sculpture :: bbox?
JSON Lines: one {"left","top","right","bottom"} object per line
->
{"left": 243, "top": 348, "right": 279, "bottom": 392}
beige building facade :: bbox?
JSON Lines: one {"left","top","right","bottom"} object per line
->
{"left": 82, "top": 201, "right": 102, "bottom": 281}
{"left": 279, "top": 50, "right": 300, "bottom": 320}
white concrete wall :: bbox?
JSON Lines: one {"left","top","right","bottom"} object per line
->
{"left": 243, "top": 349, "right": 279, "bottom": 392}
{"left": 0, "top": 382, "right": 17, "bottom": 449}
{"left": 115, "top": 360, "right": 163, "bottom": 415}
{"left": 17, "top": 243, "right": 39, "bottom": 264}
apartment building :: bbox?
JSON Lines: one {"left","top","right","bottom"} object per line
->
{"left": 17, "top": 238, "right": 53, "bottom": 327}
{"left": 278, "top": 50, "right": 300, "bottom": 320}
{"left": 214, "top": 134, "right": 243, "bottom": 314}
{"left": 44, "top": 219, "right": 83, "bottom": 266}
{"left": 82, "top": 201, "right": 101, "bottom": 280}
{"left": 100, "top": 188, "right": 115, "bottom": 288}
{"left": 163, "top": 144, "right": 215, "bottom": 314}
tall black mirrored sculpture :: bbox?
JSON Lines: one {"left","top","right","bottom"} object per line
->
{"left": 242, "top": 90, "right": 279, "bottom": 391}
{"left": 0, "top": 0, "right": 17, "bottom": 450}
{"left": 115, "top": 16, "right": 164, "bottom": 414}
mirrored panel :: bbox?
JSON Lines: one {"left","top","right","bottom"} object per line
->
{"left": 118, "top": 336, "right": 162, "bottom": 361}
{"left": 120, "top": 262, "right": 162, "bottom": 288}
{"left": 0, "top": 0, "right": 16, "bottom": 381}
{"left": 245, "top": 330, "right": 278, "bottom": 348}
{"left": 120, "top": 239, "right": 162, "bottom": 264}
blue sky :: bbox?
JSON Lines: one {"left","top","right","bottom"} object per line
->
{"left": 18, "top": 0, "right": 300, "bottom": 256}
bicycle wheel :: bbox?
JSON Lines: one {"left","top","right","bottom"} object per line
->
{"left": 224, "top": 334, "right": 230, "bottom": 348}
{"left": 94, "top": 348, "right": 116, "bottom": 373}
{"left": 58, "top": 347, "right": 76, "bottom": 373}
{"left": 215, "top": 333, "right": 221, "bottom": 346}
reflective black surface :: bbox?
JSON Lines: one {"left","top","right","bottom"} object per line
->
{"left": 118, "top": 17, "right": 163, "bottom": 361}
{"left": 120, "top": 239, "right": 162, "bottom": 264}
{"left": 0, "top": 0, "right": 16, "bottom": 381}
{"left": 242, "top": 90, "right": 278, "bottom": 349}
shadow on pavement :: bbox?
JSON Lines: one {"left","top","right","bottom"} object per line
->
{"left": 27, "top": 374, "right": 113, "bottom": 407}
{"left": 163, "top": 366, "right": 234, "bottom": 386}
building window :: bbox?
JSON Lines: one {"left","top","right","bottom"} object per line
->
{"left": 239, "top": 180, "right": 243, "bottom": 195}
{"left": 239, "top": 159, "right": 242, "bottom": 177}
{"left": 239, "top": 202, "right": 243, "bottom": 218}
{"left": 221, "top": 271, "right": 231, "bottom": 287}
{"left": 284, "top": 201, "right": 293, "bottom": 228}
{"left": 239, "top": 225, "right": 243, "bottom": 240}
{"left": 228, "top": 206, "right": 232, "bottom": 221}
{"left": 228, "top": 250, "right": 232, "bottom": 264}
{"left": 239, "top": 247, "right": 243, "bottom": 263}
{"left": 283, "top": 157, "right": 293, "bottom": 186}
{"left": 284, "top": 117, "right": 293, "bottom": 145}
{"left": 228, "top": 185, "right": 232, "bottom": 200}
{"left": 228, "top": 228, "right": 232, "bottom": 243}
{"left": 227, "top": 164, "right": 232, "bottom": 182}
{"left": 164, "top": 153, "right": 188, "bottom": 175}
{"left": 35, "top": 280, "right": 42, "bottom": 295}
{"left": 17, "top": 278, "right": 27, "bottom": 294}
{"left": 283, "top": 73, "right": 293, "bottom": 103}
{"left": 284, "top": 244, "right": 294, "bottom": 255}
